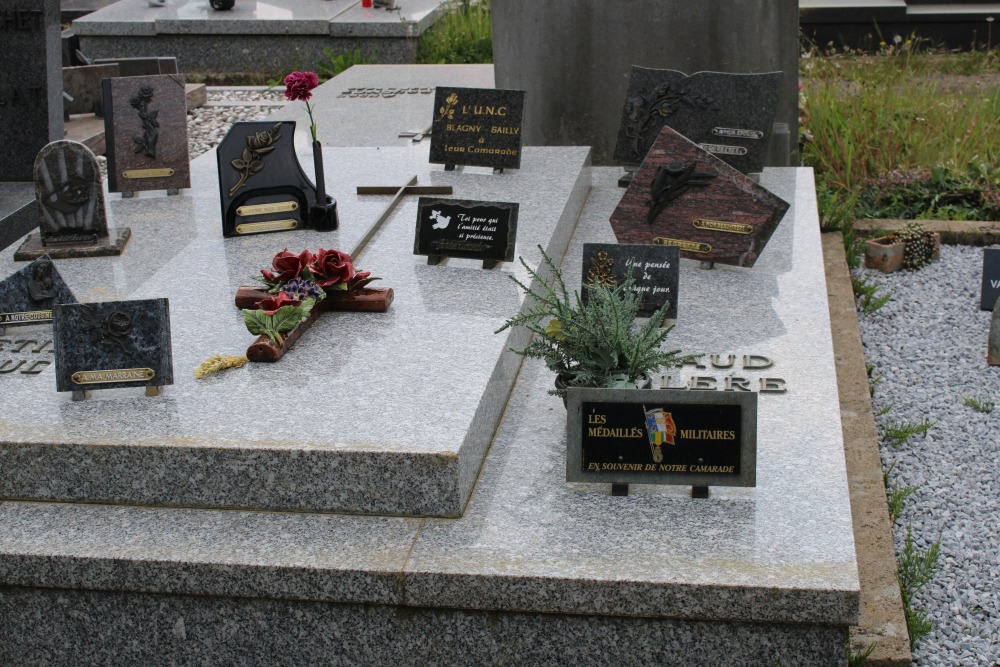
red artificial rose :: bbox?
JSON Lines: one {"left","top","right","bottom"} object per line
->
{"left": 309, "top": 247, "right": 356, "bottom": 287}
{"left": 283, "top": 71, "right": 319, "bottom": 102}
{"left": 260, "top": 248, "right": 314, "bottom": 284}
{"left": 257, "top": 291, "right": 300, "bottom": 316}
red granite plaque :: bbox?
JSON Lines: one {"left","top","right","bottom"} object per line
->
{"left": 609, "top": 126, "right": 789, "bottom": 268}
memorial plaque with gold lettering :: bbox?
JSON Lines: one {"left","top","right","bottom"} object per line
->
{"left": 102, "top": 74, "right": 191, "bottom": 194}
{"left": 582, "top": 243, "right": 679, "bottom": 318}
{"left": 0, "top": 255, "right": 76, "bottom": 327}
{"left": 609, "top": 126, "right": 789, "bottom": 268}
{"left": 53, "top": 298, "right": 173, "bottom": 393}
{"left": 429, "top": 87, "right": 525, "bottom": 170}
{"left": 217, "top": 121, "right": 337, "bottom": 237}
{"left": 566, "top": 388, "right": 757, "bottom": 488}
{"left": 612, "top": 67, "right": 782, "bottom": 174}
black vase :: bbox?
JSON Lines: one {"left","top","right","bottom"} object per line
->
{"left": 310, "top": 140, "right": 338, "bottom": 231}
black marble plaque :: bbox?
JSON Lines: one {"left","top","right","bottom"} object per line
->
{"left": 53, "top": 298, "right": 173, "bottom": 392}
{"left": 566, "top": 388, "right": 757, "bottom": 488}
{"left": 609, "top": 126, "right": 789, "bottom": 268}
{"left": 981, "top": 248, "right": 1000, "bottom": 310}
{"left": 429, "top": 87, "right": 525, "bottom": 170}
{"left": 613, "top": 67, "right": 782, "bottom": 174}
{"left": 414, "top": 198, "right": 518, "bottom": 264}
{"left": 0, "top": 255, "right": 76, "bottom": 326}
{"left": 217, "top": 121, "right": 336, "bottom": 237}
{"left": 582, "top": 243, "right": 679, "bottom": 319}
{"left": 102, "top": 74, "right": 191, "bottom": 193}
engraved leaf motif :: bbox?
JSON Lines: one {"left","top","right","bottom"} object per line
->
{"left": 231, "top": 158, "right": 248, "bottom": 170}
{"left": 255, "top": 146, "right": 276, "bottom": 156}
{"left": 242, "top": 148, "right": 252, "bottom": 163}
{"left": 249, "top": 160, "right": 264, "bottom": 175}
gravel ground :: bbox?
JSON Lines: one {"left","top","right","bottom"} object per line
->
{"left": 858, "top": 245, "right": 1000, "bottom": 666}
{"left": 187, "top": 88, "right": 283, "bottom": 159}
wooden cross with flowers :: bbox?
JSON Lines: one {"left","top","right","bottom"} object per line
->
{"left": 233, "top": 247, "right": 391, "bottom": 362}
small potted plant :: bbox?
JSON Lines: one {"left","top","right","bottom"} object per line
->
{"left": 496, "top": 246, "right": 696, "bottom": 401}
{"left": 864, "top": 221, "right": 941, "bottom": 273}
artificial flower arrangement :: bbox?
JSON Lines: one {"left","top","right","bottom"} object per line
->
{"left": 232, "top": 247, "right": 391, "bottom": 362}
{"left": 282, "top": 71, "right": 337, "bottom": 230}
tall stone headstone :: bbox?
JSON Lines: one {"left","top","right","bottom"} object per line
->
{"left": 0, "top": 0, "right": 63, "bottom": 181}
{"left": 492, "top": 1, "right": 798, "bottom": 166}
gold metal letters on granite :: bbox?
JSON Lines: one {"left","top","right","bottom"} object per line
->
{"left": 71, "top": 368, "right": 155, "bottom": 384}
{"left": 236, "top": 201, "right": 299, "bottom": 217}
{"left": 235, "top": 219, "right": 299, "bottom": 235}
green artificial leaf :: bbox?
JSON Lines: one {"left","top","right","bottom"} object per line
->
{"left": 271, "top": 307, "right": 304, "bottom": 333}
{"left": 242, "top": 308, "right": 272, "bottom": 336}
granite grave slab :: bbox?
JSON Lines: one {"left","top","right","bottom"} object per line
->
{"left": 53, "top": 298, "right": 173, "bottom": 395}
{"left": 0, "top": 183, "right": 38, "bottom": 252}
{"left": 62, "top": 62, "right": 119, "bottom": 115}
{"left": 610, "top": 126, "right": 790, "bottom": 268}
{"left": 0, "top": 0, "right": 63, "bottom": 183}
{"left": 14, "top": 141, "right": 130, "bottom": 261}
{"left": 102, "top": 73, "right": 191, "bottom": 194}
{"left": 0, "top": 166, "right": 859, "bottom": 666}
{"left": 0, "top": 144, "right": 591, "bottom": 518}
{"left": 268, "top": 64, "right": 495, "bottom": 149}
{"left": 0, "top": 255, "right": 77, "bottom": 327}
{"left": 429, "top": 87, "right": 525, "bottom": 170}
{"left": 613, "top": 67, "right": 783, "bottom": 174}
{"left": 581, "top": 242, "right": 679, "bottom": 318}
{"left": 74, "top": 0, "right": 455, "bottom": 73}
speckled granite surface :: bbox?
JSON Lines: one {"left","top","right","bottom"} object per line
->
{"left": 0, "top": 166, "right": 858, "bottom": 664}
{"left": 0, "top": 145, "right": 591, "bottom": 517}
{"left": 73, "top": 0, "right": 452, "bottom": 71}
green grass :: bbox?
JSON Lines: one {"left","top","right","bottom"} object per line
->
{"left": 800, "top": 42, "right": 1000, "bottom": 243}
{"left": 417, "top": 0, "right": 492, "bottom": 64}
{"left": 314, "top": 48, "right": 373, "bottom": 81}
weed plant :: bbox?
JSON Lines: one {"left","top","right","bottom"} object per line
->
{"left": 963, "top": 394, "right": 995, "bottom": 413}
{"left": 881, "top": 417, "right": 934, "bottom": 447}
{"left": 897, "top": 524, "right": 941, "bottom": 648}
{"left": 851, "top": 274, "right": 893, "bottom": 315}
{"left": 417, "top": 0, "right": 492, "bottom": 64}
{"left": 883, "top": 464, "right": 923, "bottom": 525}
{"left": 314, "top": 48, "right": 372, "bottom": 81}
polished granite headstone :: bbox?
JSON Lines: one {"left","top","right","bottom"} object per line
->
{"left": 610, "top": 126, "right": 790, "bottom": 268}
{"left": 0, "top": 255, "right": 77, "bottom": 327}
{"left": 414, "top": 197, "right": 518, "bottom": 266}
{"left": 581, "top": 242, "right": 679, "bottom": 318}
{"left": 429, "top": 87, "right": 525, "bottom": 170}
{"left": 613, "top": 67, "right": 782, "bottom": 174}
{"left": 63, "top": 63, "right": 119, "bottom": 115}
{"left": 0, "top": 0, "right": 63, "bottom": 183}
{"left": 0, "top": 183, "right": 38, "bottom": 252}
{"left": 980, "top": 248, "right": 1000, "bottom": 310}
{"left": 53, "top": 298, "right": 173, "bottom": 393}
{"left": 102, "top": 73, "right": 191, "bottom": 194}
{"left": 15, "top": 141, "right": 130, "bottom": 261}
{"left": 216, "top": 121, "right": 335, "bottom": 237}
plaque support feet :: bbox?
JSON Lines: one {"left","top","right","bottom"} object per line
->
{"left": 691, "top": 486, "right": 710, "bottom": 499}
{"left": 611, "top": 483, "right": 629, "bottom": 496}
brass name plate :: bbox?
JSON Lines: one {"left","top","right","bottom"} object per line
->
{"left": 712, "top": 127, "right": 764, "bottom": 140}
{"left": 0, "top": 310, "right": 53, "bottom": 324}
{"left": 693, "top": 219, "right": 753, "bottom": 235}
{"left": 698, "top": 143, "right": 748, "bottom": 156}
{"left": 237, "top": 201, "right": 299, "bottom": 217}
{"left": 122, "top": 168, "right": 175, "bottom": 179}
{"left": 654, "top": 238, "right": 712, "bottom": 254}
{"left": 72, "top": 368, "right": 156, "bottom": 385}
{"left": 235, "top": 219, "right": 299, "bottom": 235}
